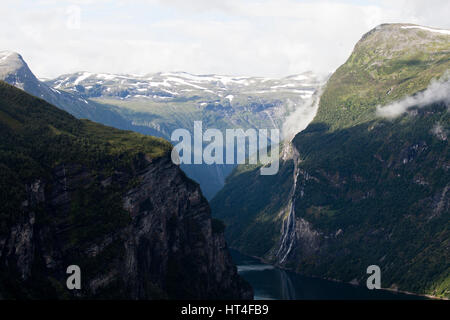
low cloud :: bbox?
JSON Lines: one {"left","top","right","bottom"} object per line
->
{"left": 376, "top": 74, "right": 450, "bottom": 119}
{"left": 282, "top": 89, "right": 322, "bottom": 141}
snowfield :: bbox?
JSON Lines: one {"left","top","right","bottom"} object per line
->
{"left": 401, "top": 25, "right": 450, "bottom": 35}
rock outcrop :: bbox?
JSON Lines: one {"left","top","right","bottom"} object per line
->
{"left": 0, "top": 81, "right": 252, "bottom": 299}
{"left": 0, "top": 153, "right": 252, "bottom": 299}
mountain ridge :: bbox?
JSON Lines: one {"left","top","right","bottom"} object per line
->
{"left": 212, "top": 23, "right": 450, "bottom": 298}
{"left": 0, "top": 80, "right": 252, "bottom": 299}
{"left": 0, "top": 51, "right": 143, "bottom": 134}
{"left": 0, "top": 50, "right": 321, "bottom": 199}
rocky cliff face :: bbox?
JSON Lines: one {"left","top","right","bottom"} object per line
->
{"left": 0, "top": 81, "right": 252, "bottom": 299}
{"left": 0, "top": 153, "right": 251, "bottom": 299}
{"left": 120, "top": 154, "right": 252, "bottom": 299}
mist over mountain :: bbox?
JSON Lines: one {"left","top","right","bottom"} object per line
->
{"left": 1, "top": 1, "right": 449, "bottom": 302}
{"left": 0, "top": 52, "right": 321, "bottom": 199}
{"left": 212, "top": 23, "right": 450, "bottom": 299}
{"left": 0, "top": 50, "right": 321, "bottom": 199}
{"left": 377, "top": 74, "right": 450, "bottom": 119}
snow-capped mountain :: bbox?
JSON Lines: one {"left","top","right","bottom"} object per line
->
{"left": 0, "top": 51, "right": 134, "bottom": 131}
{"left": 44, "top": 70, "right": 321, "bottom": 199}
{"left": 46, "top": 71, "right": 318, "bottom": 101}
{"left": 0, "top": 51, "right": 62, "bottom": 103}
{"left": 1, "top": 50, "right": 322, "bottom": 199}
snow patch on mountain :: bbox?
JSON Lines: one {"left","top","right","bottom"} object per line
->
{"left": 45, "top": 70, "right": 320, "bottom": 103}
{"left": 401, "top": 25, "right": 450, "bottom": 35}
{"left": 74, "top": 72, "right": 93, "bottom": 85}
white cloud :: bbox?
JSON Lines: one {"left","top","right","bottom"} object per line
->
{"left": 376, "top": 74, "right": 450, "bottom": 119}
{"left": 1, "top": 0, "right": 449, "bottom": 78}
{"left": 282, "top": 89, "right": 323, "bottom": 141}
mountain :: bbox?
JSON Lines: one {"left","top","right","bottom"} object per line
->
{"left": 1, "top": 51, "right": 321, "bottom": 199}
{"left": 0, "top": 51, "right": 141, "bottom": 133}
{"left": 212, "top": 24, "right": 450, "bottom": 298}
{"left": 45, "top": 70, "right": 321, "bottom": 199}
{"left": 45, "top": 71, "right": 317, "bottom": 104}
{"left": 0, "top": 80, "right": 252, "bottom": 299}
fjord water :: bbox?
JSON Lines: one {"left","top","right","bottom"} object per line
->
{"left": 230, "top": 250, "right": 424, "bottom": 300}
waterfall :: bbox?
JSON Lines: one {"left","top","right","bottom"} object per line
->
{"left": 276, "top": 142, "right": 300, "bottom": 264}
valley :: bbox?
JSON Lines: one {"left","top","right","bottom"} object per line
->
{"left": 45, "top": 70, "right": 322, "bottom": 198}
{"left": 0, "top": 21, "right": 448, "bottom": 301}
{"left": 0, "top": 80, "right": 252, "bottom": 299}
{"left": 0, "top": 50, "right": 321, "bottom": 199}
{"left": 231, "top": 250, "right": 427, "bottom": 300}
{"left": 212, "top": 23, "right": 450, "bottom": 299}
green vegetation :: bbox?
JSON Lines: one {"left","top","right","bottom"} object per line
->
{"left": 93, "top": 95, "right": 287, "bottom": 138}
{"left": 315, "top": 24, "right": 450, "bottom": 130}
{"left": 91, "top": 96, "right": 287, "bottom": 199}
{"left": 0, "top": 80, "right": 171, "bottom": 298}
{"left": 93, "top": 97, "right": 203, "bottom": 137}
{"left": 290, "top": 102, "right": 449, "bottom": 297}
{"left": 211, "top": 158, "right": 294, "bottom": 256}
{"left": 212, "top": 24, "right": 450, "bottom": 298}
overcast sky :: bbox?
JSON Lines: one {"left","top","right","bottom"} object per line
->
{"left": 1, "top": 0, "right": 449, "bottom": 78}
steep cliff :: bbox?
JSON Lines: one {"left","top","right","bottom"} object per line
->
{"left": 0, "top": 81, "right": 251, "bottom": 299}
{"left": 212, "top": 24, "right": 449, "bottom": 298}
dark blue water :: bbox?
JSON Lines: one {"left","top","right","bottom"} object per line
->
{"left": 230, "top": 250, "right": 425, "bottom": 300}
